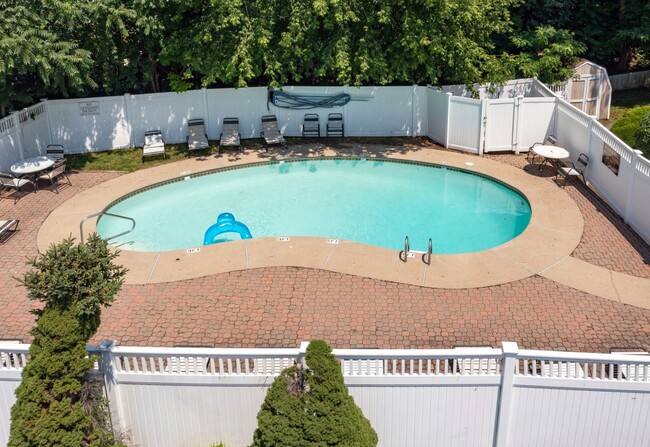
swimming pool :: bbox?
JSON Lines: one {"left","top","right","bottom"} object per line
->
{"left": 97, "top": 158, "right": 531, "bottom": 254}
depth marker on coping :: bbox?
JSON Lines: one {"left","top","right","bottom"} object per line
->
{"left": 146, "top": 252, "right": 162, "bottom": 284}
{"left": 322, "top": 241, "right": 340, "bottom": 268}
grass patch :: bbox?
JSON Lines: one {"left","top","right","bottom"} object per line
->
{"left": 66, "top": 141, "right": 239, "bottom": 172}
{"left": 603, "top": 88, "right": 650, "bottom": 128}
{"left": 611, "top": 106, "right": 650, "bottom": 147}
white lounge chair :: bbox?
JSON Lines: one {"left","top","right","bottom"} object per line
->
{"left": 260, "top": 115, "right": 287, "bottom": 150}
{"left": 46, "top": 144, "right": 65, "bottom": 160}
{"left": 186, "top": 119, "right": 210, "bottom": 152}
{"left": 142, "top": 130, "right": 166, "bottom": 161}
{"left": 0, "top": 219, "right": 19, "bottom": 242}
{"left": 219, "top": 117, "right": 241, "bottom": 152}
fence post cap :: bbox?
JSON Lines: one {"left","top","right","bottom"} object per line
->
{"left": 99, "top": 340, "right": 117, "bottom": 351}
{"left": 501, "top": 342, "right": 519, "bottom": 355}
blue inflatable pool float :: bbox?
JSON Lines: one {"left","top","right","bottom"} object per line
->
{"left": 203, "top": 213, "right": 252, "bottom": 245}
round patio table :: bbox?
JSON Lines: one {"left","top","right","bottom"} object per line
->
{"left": 11, "top": 155, "right": 55, "bottom": 176}
{"left": 531, "top": 145, "right": 569, "bottom": 174}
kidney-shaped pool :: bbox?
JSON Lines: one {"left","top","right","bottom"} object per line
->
{"left": 97, "top": 158, "right": 531, "bottom": 254}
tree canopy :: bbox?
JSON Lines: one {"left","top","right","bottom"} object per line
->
{"left": 0, "top": 0, "right": 646, "bottom": 114}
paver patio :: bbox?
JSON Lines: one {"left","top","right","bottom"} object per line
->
{"left": 1, "top": 141, "right": 649, "bottom": 352}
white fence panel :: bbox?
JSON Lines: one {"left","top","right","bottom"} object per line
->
{"left": 48, "top": 96, "right": 130, "bottom": 153}
{"left": 207, "top": 87, "right": 268, "bottom": 140}
{"left": 427, "top": 89, "right": 449, "bottom": 145}
{"left": 130, "top": 90, "right": 205, "bottom": 146}
{"left": 509, "top": 385, "right": 650, "bottom": 446}
{"left": 342, "top": 86, "right": 420, "bottom": 137}
{"left": 585, "top": 123, "right": 634, "bottom": 216}
{"left": 484, "top": 99, "right": 515, "bottom": 153}
{"left": 554, "top": 102, "right": 591, "bottom": 156}
{"left": 0, "top": 123, "right": 21, "bottom": 173}
{"left": 448, "top": 97, "right": 482, "bottom": 153}
{"left": 517, "top": 98, "right": 556, "bottom": 151}
{"left": 628, "top": 157, "right": 650, "bottom": 242}
{"left": 115, "top": 381, "right": 268, "bottom": 447}
{"left": 348, "top": 384, "right": 499, "bottom": 447}
{"left": 18, "top": 107, "right": 50, "bottom": 159}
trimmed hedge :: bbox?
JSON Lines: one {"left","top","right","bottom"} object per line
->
{"left": 252, "top": 340, "right": 378, "bottom": 447}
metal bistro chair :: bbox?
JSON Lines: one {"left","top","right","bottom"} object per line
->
{"left": 45, "top": 144, "right": 65, "bottom": 160}
{"left": 556, "top": 153, "right": 589, "bottom": 188}
{"left": 527, "top": 135, "right": 557, "bottom": 164}
{"left": 37, "top": 159, "right": 71, "bottom": 193}
{"left": 0, "top": 172, "right": 35, "bottom": 203}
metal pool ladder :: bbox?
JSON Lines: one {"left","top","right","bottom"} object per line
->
{"left": 399, "top": 236, "right": 433, "bottom": 264}
{"left": 399, "top": 236, "right": 410, "bottom": 262}
{"left": 79, "top": 211, "right": 136, "bottom": 244}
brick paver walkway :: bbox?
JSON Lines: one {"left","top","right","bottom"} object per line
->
{"left": 2, "top": 146, "right": 649, "bottom": 352}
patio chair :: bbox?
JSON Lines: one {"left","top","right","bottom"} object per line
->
{"left": 0, "top": 172, "right": 35, "bottom": 203}
{"left": 527, "top": 135, "right": 557, "bottom": 164}
{"left": 326, "top": 113, "right": 344, "bottom": 137}
{"left": 45, "top": 144, "right": 65, "bottom": 160}
{"left": 260, "top": 115, "right": 287, "bottom": 150}
{"left": 37, "top": 159, "right": 71, "bottom": 193}
{"left": 186, "top": 118, "right": 210, "bottom": 152}
{"left": 302, "top": 113, "right": 320, "bottom": 137}
{"left": 0, "top": 219, "right": 19, "bottom": 242}
{"left": 142, "top": 130, "right": 166, "bottom": 161}
{"left": 556, "top": 153, "right": 589, "bottom": 187}
{"left": 219, "top": 117, "right": 241, "bottom": 152}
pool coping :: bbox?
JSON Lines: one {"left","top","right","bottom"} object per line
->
{"left": 38, "top": 147, "right": 584, "bottom": 288}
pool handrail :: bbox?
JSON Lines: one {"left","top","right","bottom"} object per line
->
{"left": 80, "top": 211, "right": 136, "bottom": 244}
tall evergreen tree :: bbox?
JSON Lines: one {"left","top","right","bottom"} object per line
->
{"left": 8, "top": 235, "right": 127, "bottom": 447}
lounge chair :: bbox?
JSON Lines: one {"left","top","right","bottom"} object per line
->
{"left": 302, "top": 113, "right": 320, "bottom": 137}
{"left": 0, "top": 219, "right": 19, "bottom": 242}
{"left": 142, "top": 130, "right": 166, "bottom": 161}
{"left": 186, "top": 119, "right": 210, "bottom": 152}
{"left": 326, "top": 113, "right": 344, "bottom": 137}
{"left": 46, "top": 144, "right": 65, "bottom": 160}
{"left": 556, "top": 153, "right": 589, "bottom": 187}
{"left": 0, "top": 172, "right": 35, "bottom": 203}
{"left": 219, "top": 117, "right": 241, "bottom": 152}
{"left": 260, "top": 115, "right": 287, "bottom": 150}
{"left": 527, "top": 135, "right": 557, "bottom": 164}
{"left": 37, "top": 159, "right": 71, "bottom": 193}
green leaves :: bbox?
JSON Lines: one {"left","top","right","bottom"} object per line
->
{"left": 252, "top": 340, "right": 378, "bottom": 447}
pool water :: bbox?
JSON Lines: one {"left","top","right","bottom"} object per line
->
{"left": 98, "top": 158, "right": 531, "bottom": 254}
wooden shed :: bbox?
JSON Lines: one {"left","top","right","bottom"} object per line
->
{"left": 565, "top": 59, "right": 612, "bottom": 120}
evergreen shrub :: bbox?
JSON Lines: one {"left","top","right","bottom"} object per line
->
{"left": 8, "top": 235, "right": 127, "bottom": 447}
{"left": 252, "top": 339, "right": 378, "bottom": 447}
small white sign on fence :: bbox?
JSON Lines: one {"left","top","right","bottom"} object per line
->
{"left": 79, "top": 101, "right": 100, "bottom": 116}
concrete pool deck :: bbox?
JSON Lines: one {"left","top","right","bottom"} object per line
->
{"left": 39, "top": 147, "right": 583, "bottom": 289}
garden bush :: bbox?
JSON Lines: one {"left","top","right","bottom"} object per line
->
{"left": 635, "top": 110, "right": 650, "bottom": 155}
{"left": 9, "top": 235, "right": 127, "bottom": 447}
{"left": 251, "top": 339, "right": 378, "bottom": 447}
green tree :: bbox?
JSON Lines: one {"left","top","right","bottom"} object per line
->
{"left": 9, "top": 235, "right": 127, "bottom": 447}
{"left": 252, "top": 339, "right": 378, "bottom": 447}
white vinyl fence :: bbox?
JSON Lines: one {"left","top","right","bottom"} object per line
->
{"left": 1, "top": 81, "right": 649, "bottom": 243}
{"left": 1, "top": 342, "right": 649, "bottom": 447}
